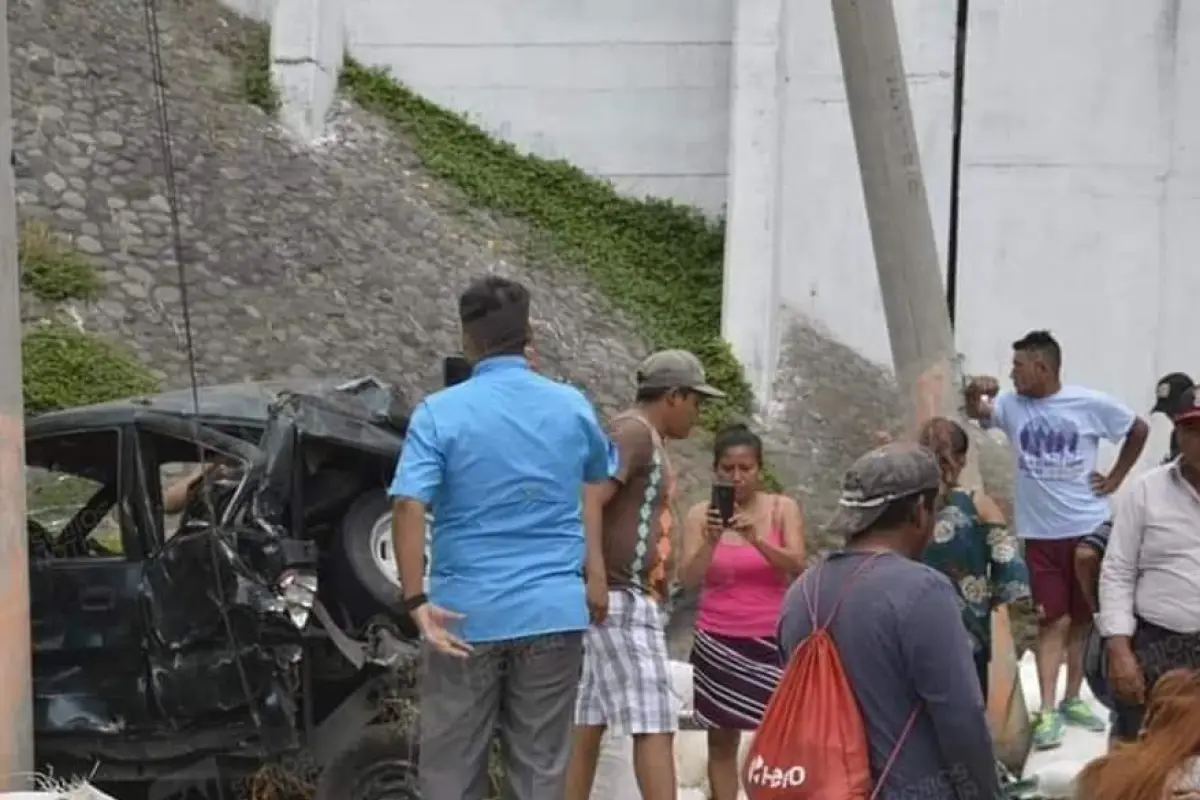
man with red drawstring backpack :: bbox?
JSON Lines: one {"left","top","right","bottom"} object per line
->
{"left": 746, "top": 443, "right": 998, "bottom": 799}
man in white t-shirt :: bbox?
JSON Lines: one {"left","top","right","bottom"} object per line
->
{"left": 964, "top": 330, "right": 1149, "bottom": 750}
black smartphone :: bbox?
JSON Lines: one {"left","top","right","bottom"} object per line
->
{"left": 443, "top": 355, "right": 472, "bottom": 388}
{"left": 712, "top": 481, "right": 736, "bottom": 526}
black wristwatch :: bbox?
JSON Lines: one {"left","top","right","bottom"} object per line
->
{"left": 400, "top": 593, "right": 429, "bottom": 613}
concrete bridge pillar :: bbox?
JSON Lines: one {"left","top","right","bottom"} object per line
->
{"left": 720, "top": 0, "right": 786, "bottom": 412}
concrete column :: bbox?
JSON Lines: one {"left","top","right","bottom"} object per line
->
{"left": 720, "top": 0, "right": 786, "bottom": 411}
{"left": 0, "top": 0, "right": 34, "bottom": 786}
{"left": 272, "top": 0, "right": 345, "bottom": 142}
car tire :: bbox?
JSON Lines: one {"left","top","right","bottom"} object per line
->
{"left": 314, "top": 724, "right": 420, "bottom": 800}
{"left": 335, "top": 489, "right": 401, "bottom": 601}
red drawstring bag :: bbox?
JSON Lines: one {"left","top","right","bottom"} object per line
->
{"left": 741, "top": 554, "right": 918, "bottom": 799}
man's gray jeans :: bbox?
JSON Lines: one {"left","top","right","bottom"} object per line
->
{"left": 419, "top": 631, "right": 584, "bottom": 800}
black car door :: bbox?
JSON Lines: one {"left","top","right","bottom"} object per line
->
{"left": 131, "top": 412, "right": 308, "bottom": 738}
{"left": 26, "top": 424, "right": 154, "bottom": 735}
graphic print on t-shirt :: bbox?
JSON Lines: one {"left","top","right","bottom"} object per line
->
{"left": 1016, "top": 416, "right": 1085, "bottom": 483}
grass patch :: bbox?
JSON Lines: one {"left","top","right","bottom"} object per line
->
{"left": 22, "top": 322, "right": 160, "bottom": 415}
{"left": 220, "top": 22, "right": 279, "bottom": 114}
{"left": 19, "top": 221, "right": 103, "bottom": 302}
{"left": 339, "top": 60, "right": 785, "bottom": 488}
{"left": 18, "top": 223, "right": 159, "bottom": 415}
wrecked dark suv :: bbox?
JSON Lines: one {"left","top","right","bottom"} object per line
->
{"left": 26, "top": 377, "right": 429, "bottom": 799}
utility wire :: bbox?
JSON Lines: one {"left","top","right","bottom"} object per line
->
{"left": 139, "top": 0, "right": 263, "bottom": 732}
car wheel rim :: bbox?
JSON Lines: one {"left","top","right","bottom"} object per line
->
{"left": 349, "top": 757, "right": 420, "bottom": 800}
{"left": 370, "top": 512, "right": 431, "bottom": 588}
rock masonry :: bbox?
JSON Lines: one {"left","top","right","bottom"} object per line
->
{"left": 10, "top": 0, "right": 1001, "bottom": 581}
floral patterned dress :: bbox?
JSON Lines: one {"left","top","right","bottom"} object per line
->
{"left": 922, "top": 487, "right": 1030, "bottom": 660}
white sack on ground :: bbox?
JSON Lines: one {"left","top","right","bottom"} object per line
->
{"left": 4, "top": 784, "right": 118, "bottom": 800}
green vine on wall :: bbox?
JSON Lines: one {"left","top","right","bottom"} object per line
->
{"left": 221, "top": 23, "right": 279, "bottom": 115}
{"left": 19, "top": 224, "right": 160, "bottom": 414}
{"left": 338, "top": 60, "right": 753, "bottom": 427}
{"left": 22, "top": 323, "right": 160, "bottom": 415}
{"left": 339, "top": 59, "right": 783, "bottom": 490}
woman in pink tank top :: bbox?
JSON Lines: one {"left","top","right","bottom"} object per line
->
{"left": 679, "top": 424, "right": 807, "bottom": 800}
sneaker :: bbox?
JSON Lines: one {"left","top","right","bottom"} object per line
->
{"left": 1059, "top": 697, "right": 1107, "bottom": 732}
{"left": 1032, "top": 710, "right": 1065, "bottom": 750}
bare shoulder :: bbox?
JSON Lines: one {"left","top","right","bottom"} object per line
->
{"left": 685, "top": 500, "right": 709, "bottom": 523}
{"left": 972, "top": 491, "right": 1006, "bottom": 524}
{"left": 772, "top": 493, "right": 803, "bottom": 516}
{"left": 609, "top": 413, "right": 653, "bottom": 443}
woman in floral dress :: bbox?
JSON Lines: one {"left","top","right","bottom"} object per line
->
{"left": 919, "top": 417, "right": 1031, "bottom": 696}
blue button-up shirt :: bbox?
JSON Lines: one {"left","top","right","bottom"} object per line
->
{"left": 389, "top": 355, "right": 615, "bottom": 643}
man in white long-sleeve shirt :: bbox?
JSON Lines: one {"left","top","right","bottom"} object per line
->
{"left": 1098, "top": 387, "right": 1200, "bottom": 742}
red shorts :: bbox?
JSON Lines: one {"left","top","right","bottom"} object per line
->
{"left": 1025, "top": 537, "right": 1093, "bottom": 624}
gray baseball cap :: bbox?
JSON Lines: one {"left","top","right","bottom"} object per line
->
{"left": 636, "top": 349, "right": 727, "bottom": 398}
{"left": 828, "top": 443, "right": 942, "bottom": 536}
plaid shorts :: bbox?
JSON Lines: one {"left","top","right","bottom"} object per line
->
{"left": 575, "top": 590, "right": 679, "bottom": 735}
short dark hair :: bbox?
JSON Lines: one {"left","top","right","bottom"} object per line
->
{"left": 860, "top": 489, "right": 938, "bottom": 534}
{"left": 635, "top": 386, "right": 699, "bottom": 405}
{"left": 918, "top": 416, "right": 969, "bottom": 465}
{"left": 1012, "top": 329, "right": 1062, "bottom": 373}
{"left": 635, "top": 386, "right": 671, "bottom": 404}
{"left": 713, "top": 423, "right": 763, "bottom": 466}
{"left": 459, "top": 276, "right": 530, "bottom": 356}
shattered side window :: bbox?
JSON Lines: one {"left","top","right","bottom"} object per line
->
{"left": 151, "top": 448, "right": 246, "bottom": 544}
{"left": 26, "top": 429, "right": 123, "bottom": 559}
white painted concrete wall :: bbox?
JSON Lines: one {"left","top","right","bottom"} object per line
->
{"left": 719, "top": 0, "right": 785, "bottom": 405}
{"left": 341, "top": 0, "right": 734, "bottom": 216}
{"left": 775, "top": 0, "right": 957, "bottom": 368}
{"left": 271, "top": 0, "right": 344, "bottom": 142}
{"left": 222, "top": 0, "right": 1196, "bottom": 470}
{"left": 722, "top": 0, "right": 956, "bottom": 405}
{"left": 726, "top": 0, "right": 1193, "bottom": 471}
{"left": 955, "top": 0, "right": 1198, "bottom": 466}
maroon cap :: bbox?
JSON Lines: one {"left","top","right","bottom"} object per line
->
{"left": 1172, "top": 387, "right": 1200, "bottom": 425}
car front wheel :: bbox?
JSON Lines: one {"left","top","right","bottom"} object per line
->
{"left": 315, "top": 725, "right": 420, "bottom": 800}
{"left": 332, "top": 490, "right": 431, "bottom": 629}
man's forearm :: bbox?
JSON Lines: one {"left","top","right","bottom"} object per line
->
{"left": 932, "top": 709, "right": 1000, "bottom": 799}
{"left": 1109, "top": 419, "right": 1149, "bottom": 484}
{"left": 1096, "top": 574, "right": 1136, "bottom": 637}
{"left": 392, "top": 499, "right": 428, "bottom": 600}
{"left": 583, "top": 484, "right": 607, "bottom": 579}
{"left": 918, "top": 611, "right": 1000, "bottom": 798}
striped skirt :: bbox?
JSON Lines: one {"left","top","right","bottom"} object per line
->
{"left": 690, "top": 629, "right": 784, "bottom": 730}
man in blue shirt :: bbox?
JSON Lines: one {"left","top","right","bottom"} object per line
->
{"left": 965, "top": 329, "right": 1148, "bottom": 750}
{"left": 389, "top": 276, "right": 615, "bottom": 800}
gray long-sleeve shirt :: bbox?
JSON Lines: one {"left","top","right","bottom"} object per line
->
{"left": 777, "top": 550, "right": 999, "bottom": 800}
{"left": 1098, "top": 460, "right": 1200, "bottom": 637}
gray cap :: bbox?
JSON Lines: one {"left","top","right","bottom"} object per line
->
{"left": 636, "top": 349, "right": 727, "bottom": 398}
{"left": 827, "top": 443, "right": 942, "bottom": 536}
